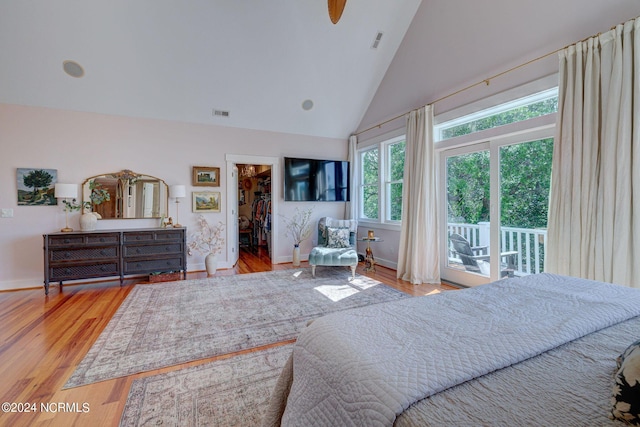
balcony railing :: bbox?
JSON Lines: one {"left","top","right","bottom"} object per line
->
{"left": 447, "top": 222, "right": 547, "bottom": 276}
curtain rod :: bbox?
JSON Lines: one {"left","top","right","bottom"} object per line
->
{"left": 354, "top": 18, "right": 629, "bottom": 138}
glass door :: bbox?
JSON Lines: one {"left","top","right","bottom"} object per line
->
{"left": 441, "top": 130, "right": 554, "bottom": 286}
{"left": 443, "top": 144, "right": 492, "bottom": 286}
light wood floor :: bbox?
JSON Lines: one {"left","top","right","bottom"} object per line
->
{"left": 0, "top": 249, "right": 455, "bottom": 427}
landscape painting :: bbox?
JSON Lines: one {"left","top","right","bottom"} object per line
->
{"left": 192, "top": 191, "right": 220, "bottom": 213}
{"left": 17, "top": 168, "right": 58, "bottom": 206}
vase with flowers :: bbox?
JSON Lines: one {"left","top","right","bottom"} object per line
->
{"left": 62, "top": 181, "right": 111, "bottom": 231}
{"left": 281, "top": 207, "right": 314, "bottom": 267}
{"left": 188, "top": 215, "right": 225, "bottom": 276}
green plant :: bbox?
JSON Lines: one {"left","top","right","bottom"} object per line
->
{"left": 87, "top": 180, "right": 111, "bottom": 206}
{"left": 62, "top": 181, "right": 111, "bottom": 213}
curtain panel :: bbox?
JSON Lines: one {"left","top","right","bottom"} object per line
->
{"left": 345, "top": 134, "right": 358, "bottom": 220}
{"left": 547, "top": 17, "right": 640, "bottom": 288}
{"left": 397, "top": 105, "right": 440, "bottom": 284}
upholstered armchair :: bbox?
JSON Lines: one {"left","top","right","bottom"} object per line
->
{"left": 309, "top": 217, "right": 359, "bottom": 279}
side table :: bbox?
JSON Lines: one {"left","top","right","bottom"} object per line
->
{"left": 359, "top": 237, "right": 382, "bottom": 272}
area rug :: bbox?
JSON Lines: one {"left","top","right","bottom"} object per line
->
{"left": 120, "top": 344, "right": 293, "bottom": 427}
{"left": 65, "top": 268, "right": 409, "bottom": 388}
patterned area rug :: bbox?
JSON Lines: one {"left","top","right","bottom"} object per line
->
{"left": 65, "top": 268, "right": 408, "bottom": 388}
{"left": 120, "top": 344, "right": 293, "bottom": 427}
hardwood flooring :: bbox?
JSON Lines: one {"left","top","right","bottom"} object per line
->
{"left": 0, "top": 250, "right": 455, "bottom": 427}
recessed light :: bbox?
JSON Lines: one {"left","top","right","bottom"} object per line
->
{"left": 302, "top": 99, "right": 314, "bottom": 111}
{"left": 62, "top": 60, "right": 85, "bottom": 78}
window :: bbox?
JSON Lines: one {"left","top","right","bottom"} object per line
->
{"left": 387, "top": 139, "right": 405, "bottom": 221}
{"left": 435, "top": 88, "right": 558, "bottom": 141}
{"left": 358, "top": 135, "right": 405, "bottom": 226}
{"left": 360, "top": 148, "right": 379, "bottom": 220}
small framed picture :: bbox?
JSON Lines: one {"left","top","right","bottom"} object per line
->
{"left": 192, "top": 191, "right": 221, "bottom": 213}
{"left": 192, "top": 166, "right": 220, "bottom": 187}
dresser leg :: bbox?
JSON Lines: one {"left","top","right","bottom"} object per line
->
{"left": 44, "top": 282, "right": 49, "bottom": 295}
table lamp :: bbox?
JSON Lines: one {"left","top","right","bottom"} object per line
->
{"left": 54, "top": 183, "right": 78, "bottom": 232}
{"left": 170, "top": 185, "right": 186, "bottom": 228}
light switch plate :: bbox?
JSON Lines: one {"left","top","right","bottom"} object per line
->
{"left": 1, "top": 208, "right": 13, "bottom": 218}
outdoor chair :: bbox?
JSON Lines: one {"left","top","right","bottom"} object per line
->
{"left": 449, "top": 233, "right": 517, "bottom": 278}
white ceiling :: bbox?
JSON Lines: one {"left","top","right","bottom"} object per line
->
{"left": 0, "top": 0, "right": 421, "bottom": 140}
{"left": 3, "top": 1, "right": 640, "bottom": 141}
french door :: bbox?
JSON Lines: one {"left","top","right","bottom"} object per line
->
{"left": 440, "top": 127, "right": 554, "bottom": 286}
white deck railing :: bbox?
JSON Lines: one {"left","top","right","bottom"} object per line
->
{"left": 447, "top": 222, "right": 547, "bottom": 276}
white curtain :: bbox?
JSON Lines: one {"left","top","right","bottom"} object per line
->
{"left": 345, "top": 134, "right": 358, "bottom": 220}
{"left": 547, "top": 17, "right": 640, "bottom": 288}
{"left": 397, "top": 105, "right": 440, "bottom": 284}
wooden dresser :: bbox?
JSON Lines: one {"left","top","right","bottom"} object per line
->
{"left": 43, "top": 228, "right": 186, "bottom": 295}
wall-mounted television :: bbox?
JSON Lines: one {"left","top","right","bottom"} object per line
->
{"left": 284, "top": 157, "right": 350, "bottom": 202}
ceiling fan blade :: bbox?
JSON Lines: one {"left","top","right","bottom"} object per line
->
{"left": 328, "top": 0, "right": 347, "bottom": 24}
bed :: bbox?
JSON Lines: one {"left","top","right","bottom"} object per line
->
{"left": 261, "top": 273, "right": 640, "bottom": 426}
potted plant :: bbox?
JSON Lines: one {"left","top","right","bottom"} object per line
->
{"left": 280, "top": 207, "right": 314, "bottom": 267}
{"left": 188, "top": 215, "right": 225, "bottom": 276}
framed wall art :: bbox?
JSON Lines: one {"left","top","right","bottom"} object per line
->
{"left": 192, "top": 191, "right": 221, "bottom": 213}
{"left": 17, "top": 168, "right": 58, "bottom": 206}
{"left": 192, "top": 166, "right": 220, "bottom": 187}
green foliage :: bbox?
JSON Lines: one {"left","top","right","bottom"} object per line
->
{"left": 500, "top": 139, "right": 553, "bottom": 229}
{"left": 442, "top": 98, "right": 558, "bottom": 139}
{"left": 23, "top": 169, "right": 53, "bottom": 195}
{"left": 62, "top": 181, "right": 111, "bottom": 212}
{"left": 388, "top": 141, "right": 405, "bottom": 221}
{"left": 447, "top": 151, "right": 490, "bottom": 224}
{"left": 446, "top": 139, "right": 553, "bottom": 229}
{"left": 361, "top": 149, "right": 379, "bottom": 219}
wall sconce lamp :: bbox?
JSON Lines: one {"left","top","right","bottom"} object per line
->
{"left": 170, "top": 185, "right": 186, "bottom": 228}
{"left": 54, "top": 183, "right": 78, "bottom": 232}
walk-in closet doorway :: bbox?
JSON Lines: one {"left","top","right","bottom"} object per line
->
{"left": 225, "top": 154, "right": 279, "bottom": 270}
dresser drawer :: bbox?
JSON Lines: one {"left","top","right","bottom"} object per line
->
{"left": 122, "top": 243, "right": 183, "bottom": 258}
{"left": 123, "top": 257, "right": 184, "bottom": 274}
{"left": 154, "top": 230, "right": 184, "bottom": 242}
{"left": 123, "top": 232, "right": 154, "bottom": 243}
{"left": 48, "top": 233, "right": 119, "bottom": 247}
{"left": 49, "top": 262, "right": 119, "bottom": 281}
{"left": 50, "top": 246, "right": 119, "bottom": 262}
{"left": 123, "top": 230, "right": 184, "bottom": 243}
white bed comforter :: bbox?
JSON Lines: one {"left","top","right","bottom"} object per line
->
{"left": 272, "top": 274, "right": 640, "bottom": 427}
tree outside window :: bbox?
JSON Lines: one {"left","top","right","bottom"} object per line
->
{"left": 387, "top": 140, "right": 405, "bottom": 221}
{"left": 361, "top": 148, "right": 379, "bottom": 220}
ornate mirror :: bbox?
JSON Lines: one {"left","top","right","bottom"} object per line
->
{"left": 82, "top": 170, "right": 169, "bottom": 219}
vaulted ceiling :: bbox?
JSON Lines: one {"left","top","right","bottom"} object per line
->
{"left": 0, "top": 0, "right": 421, "bottom": 139}
{"left": 2, "top": 1, "right": 640, "bottom": 141}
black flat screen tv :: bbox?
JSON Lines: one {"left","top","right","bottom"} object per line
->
{"left": 284, "top": 157, "right": 350, "bottom": 202}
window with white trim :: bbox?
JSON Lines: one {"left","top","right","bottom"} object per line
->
{"left": 358, "top": 135, "right": 405, "bottom": 225}
{"left": 435, "top": 88, "right": 558, "bottom": 141}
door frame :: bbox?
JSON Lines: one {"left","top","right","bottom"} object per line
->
{"left": 225, "top": 154, "right": 279, "bottom": 266}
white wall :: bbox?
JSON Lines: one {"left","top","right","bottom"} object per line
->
{"left": 0, "top": 103, "right": 348, "bottom": 291}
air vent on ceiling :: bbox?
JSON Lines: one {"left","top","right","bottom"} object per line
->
{"left": 371, "top": 31, "right": 384, "bottom": 49}
{"left": 212, "top": 109, "right": 230, "bottom": 117}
